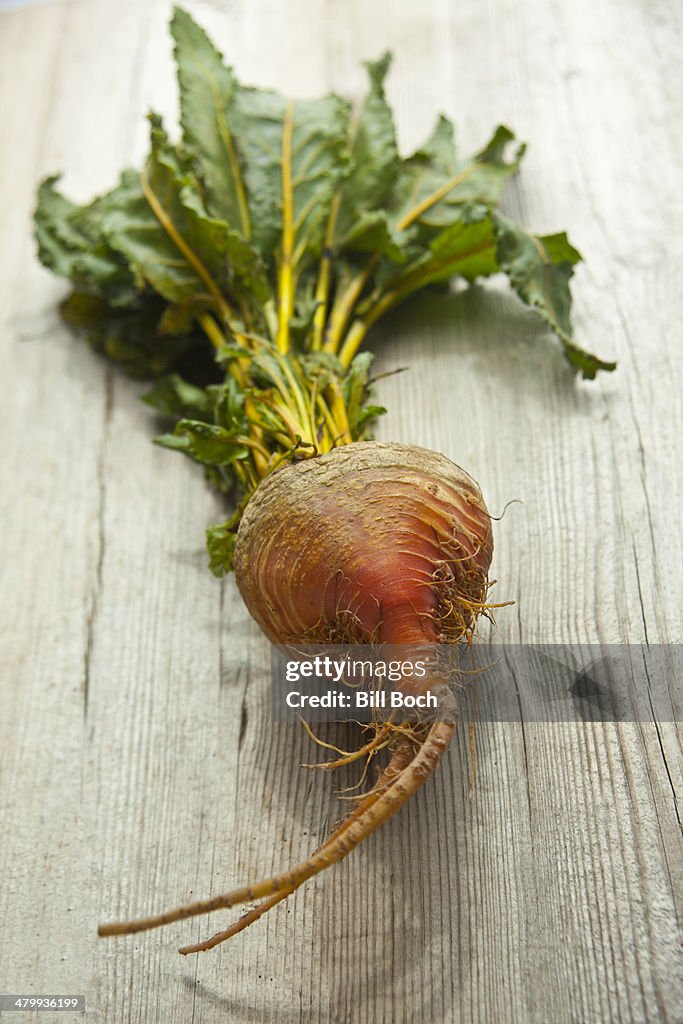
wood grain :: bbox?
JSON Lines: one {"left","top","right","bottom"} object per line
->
{"left": 0, "top": 1, "right": 680, "bottom": 1021}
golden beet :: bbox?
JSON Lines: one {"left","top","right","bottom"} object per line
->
{"left": 234, "top": 441, "right": 493, "bottom": 647}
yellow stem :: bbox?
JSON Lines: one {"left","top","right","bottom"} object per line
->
{"left": 198, "top": 312, "right": 226, "bottom": 352}
{"left": 238, "top": 295, "right": 254, "bottom": 337}
{"left": 311, "top": 193, "right": 342, "bottom": 350}
{"left": 262, "top": 441, "right": 315, "bottom": 479}
{"left": 232, "top": 435, "right": 272, "bottom": 461}
{"left": 338, "top": 232, "right": 495, "bottom": 368}
{"left": 396, "top": 164, "right": 477, "bottom": 231}
{"left": 197, "top": 314, "right": 268, "bottom": 476}
{"left": 262, "top": 298, "right": 278, "bottom": 343}
{"left": 258, "top": 396, "right": 304, "bottom": 445}
{"left": 140, "top": 166, "right": 231, "bottom": 324}
{"left": 276, "top": 102, "right": 295, "bottom": 354}
{"left": 276, "top": 355, "right": 313, "bottom": 442}
{"left": 325, "top": 165, "right": 479, "bottom": 360}
{"left": 326, "top": 381, "right": 352, "bottom": 445}
{"left": 323, "top": 254, "right": 380, "bottom": 355}
{"left": 337, "top": 319, "right": 369, "bottom": 369}
{"left": 222, "top": 118, "right": 251, "bottom": 240}
{"left": 314, "top": 394, "right": 338, "bottom": 449}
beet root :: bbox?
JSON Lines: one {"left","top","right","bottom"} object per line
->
{"left": 98, "top": 441, "right": 495, "bottom": 951}
{"left": 234, "top": 441, "right": 493, "bottom": 646}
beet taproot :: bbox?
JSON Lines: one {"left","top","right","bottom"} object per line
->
{"left": 99, "top": 441, "right": 495, "bottom": 951}
{"left": 234, "top": 441, "right": 493, "bottom": 647}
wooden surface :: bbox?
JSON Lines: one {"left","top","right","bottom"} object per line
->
{"left": 0, "top": 1, "right": 681, "bottom": 1021}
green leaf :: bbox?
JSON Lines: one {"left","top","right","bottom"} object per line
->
{"left": 35, "top": 178, "right": 89, "bottom": 277}
{"left": 154, "top": 432, "right": 190, "bottom": 452}
{"left": 213, "top": 341, "right": 252, "bottom": 366}
{"left": 142, "top": 373, "right": 214, "bottom": 419}
{"left": 234, "top": 88, "right": 351, "bottom": 259}
{"left": 102, "top": 146, "right": 207, "bottom": 305}
{"left": 390, "top": 123, "right": 524, "bottom": 232}
{"left": 355, "top": 404, "right": 387, "bottom": 435}
{"left": 421, "top": 114, "right": 458, "bottom": 171}
{"left": 35, "top": 177, "right": 138, "bottom": 307}
{"left": 206, "top": 513, "right": 240, "bottom": 576}
{"left": 416, "top": 206, "right": 499, "bottom": 283}
{"left": 211, "top": 377, "right": 246, "bottom": 432}
{"left": 342, "top": 352, "right": 386, "bottom": 438}
{"left": 338, "top": 210, "right": 410, "bottom": 263}
{"left": 359, "top": 206, "right": 498, "bottom": 317}
{"left": 180, "top": 184, "right": 271, "bottom": 304}
{"left": 174, "top": 8, "right": 351, "bottom": 263}
{"left": 494, "top": 214, "right": 616, "bottom": 378}
{"left": 169, "top": 418, "right": 250, "bottom": 465}
{"left": 60, "top": 291, "right": 197, "bottom": 377}
{"left": 287, "top": 270, "right": 321, "bottom": 343}
{"left": 171, "top": 6, "right": 250, "bottom": 237}
{"left": 336, "top": 53, "right": 399, "bottom": 245}
{"left": 157, "top": 300, "right": 201, "bottom": 335}
{"left": 102, "top": 117, "right": 269, "bottom": 311}
{"left": 387, "top": 116, "right": 456, "bottom": 226}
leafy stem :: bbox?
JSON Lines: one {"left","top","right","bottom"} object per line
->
{"left": 323, "top": 164, "right": 477, "bottom": 356}
{"left": 140, "top": 165, "right": 231, "bottom": 325}
{"left": 395, "top": 163, "right": 477, "bottom": 231}
{"left": 338, "top": 235, "right": 496, "bottom": 367}
{"left": 324, "top": 254, "right": 380, "bottom": 354}
{"left": 197, "top": 312, "right": 269, "bottom": 475}
{"left": 34, "top": 7, "right": 615, "bottom": 572}
{"left": 216, "top": 91, "right": 252, "bottom": 240}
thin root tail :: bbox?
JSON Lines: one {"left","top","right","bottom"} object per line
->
{"left": 97, "top": 721, "right": 454, "bottom": 950}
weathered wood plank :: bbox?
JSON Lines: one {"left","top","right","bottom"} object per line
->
{"left": 0, "top": 1, "right": 680, "bottom": 1022}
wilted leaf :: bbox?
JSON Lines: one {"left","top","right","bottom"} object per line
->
{"left": 494, "top": 215, "right": 615, "bottom": 378}
{"left": 206, "top": 513, "right": 240, "bottom": 576}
